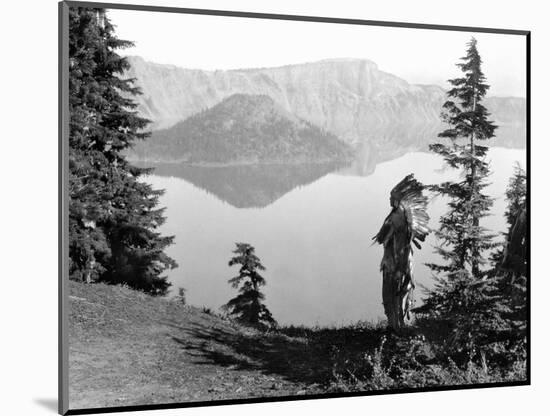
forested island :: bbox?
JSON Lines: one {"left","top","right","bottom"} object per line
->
{"left": 128, "top": 93, "right": 353, "bottom": 165}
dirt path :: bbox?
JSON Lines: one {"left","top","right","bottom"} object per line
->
{"left": 68, "top": 282, "right": 322, "bottom": 410}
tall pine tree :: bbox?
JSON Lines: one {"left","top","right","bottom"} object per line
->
{"left": 496, "top": 165, "right": 527, "bottom": 349}
{"left": 491, "top": 163, "right": 527, "bottom": 269}
{"left": 68, "top": 7, "right": 176, "bottom": 294}
{"left": 416, "top": 38, "right": 507, "bottom": 359}
{"left": 224, "top": 243, "right": 276, "bottom": 328}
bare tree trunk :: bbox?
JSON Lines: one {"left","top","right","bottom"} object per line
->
{"left": 471, "top": 91, "right": 480, "bottom": 277}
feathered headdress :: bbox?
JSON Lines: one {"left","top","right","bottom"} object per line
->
{"left": 374, "top": 174, "right": 430, "bottom": 250}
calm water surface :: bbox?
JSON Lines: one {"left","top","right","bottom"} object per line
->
{"left": 143, "top": 147, "right": 526, "bottom": 326}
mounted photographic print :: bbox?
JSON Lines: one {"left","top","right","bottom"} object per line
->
{"left": 59, "top": 1, "right": 530, "bottom": 414}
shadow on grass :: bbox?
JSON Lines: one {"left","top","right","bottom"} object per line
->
{"left": 164, "top": 318, "right": 389, "bottom": 385}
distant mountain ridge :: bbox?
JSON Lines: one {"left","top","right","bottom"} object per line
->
{"left": 129, "top": 93, "right": 353, "bottom": 164}
{"left": 124, "top": 56, "right": 526, "bottom": 145}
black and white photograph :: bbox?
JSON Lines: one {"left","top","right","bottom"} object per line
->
{"left": 60, "top": 1, "right": 528, "bottom": 413}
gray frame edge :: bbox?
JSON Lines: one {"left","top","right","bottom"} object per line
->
{"left": 59, "top": 1, "right": 70, "bottom": 415}
{"left": 61, "top": 0, "right": 530, "bottom": 36}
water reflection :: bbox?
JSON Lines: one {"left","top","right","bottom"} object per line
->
{"left": 142, "top": 147, "right": 526, "bottom": 326}
{"left": 341, "top": 122, "right": 526, "bottom": 176}
{"left": 141, "top": 162, "right": 346, "bottom": 209}
{"left": 134, "top": 122, "right": 526, "bottom": 209}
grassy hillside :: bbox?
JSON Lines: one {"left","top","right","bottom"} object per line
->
{"left": 68, "top": 281, "right": 316, "bottom": 409}
{"left": 68, "top": 281, "right": 526, "bottom": 410}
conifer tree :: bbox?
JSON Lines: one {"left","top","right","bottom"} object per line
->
{"left": 491, "top": 163, "right": 527, "bottom": 268}
{"left": 68, "top": 7, "right": 176, "bottom": 294}
{"left": 224, "top": 243, "right": 276, "bottom": 328}
{"left": 416, "top": 38, "right": 506, "bottom": 358}
{"left": 504, "top": 164, "right": 527, "bottom": 232}
{"left": 496, "top": 165, "right": 527, "bottom": 348}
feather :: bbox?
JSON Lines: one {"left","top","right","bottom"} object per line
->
{"left": 387, "top": 174, "right": 431, "bottom": 245}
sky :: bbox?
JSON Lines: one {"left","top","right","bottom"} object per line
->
{"left": 107, "top": 8, "right": 527, "bottom": 97}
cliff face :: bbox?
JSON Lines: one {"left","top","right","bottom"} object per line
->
{"left": 124, "top": 56, "right": 526, "bottom": 145}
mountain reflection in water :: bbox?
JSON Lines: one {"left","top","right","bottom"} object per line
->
{"left": 136, "top": 121, "right": 525, "bottom": 209}
{"left": 140, "top": 162, "right": 347, "bottom": 209}
{"left": 140, "top": 146, "right": 526, "bottom": 326}
{"left": 340, "top": 122, "right": 526, "bottom": 176}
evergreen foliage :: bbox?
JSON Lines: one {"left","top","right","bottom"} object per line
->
{"left": 68, "top": 7, "right": 177, "bottom": 294}
{"left": 495, "top": 165, "right": 527, "bottom": 350}
{"left": 415, "top": 38, "right": 507, "bottom": 359}
{"left": 224, "top": 243, "right": 276, "bottom": 328}
{"left": 491, "top": 163, "right": 527, "bottom": 268}
{"left": 504, "top": 164, "right": 527, "bottom": 229}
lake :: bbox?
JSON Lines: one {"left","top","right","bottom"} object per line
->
{"left": 141, "top": 147, "right": 526, "bottom": 326}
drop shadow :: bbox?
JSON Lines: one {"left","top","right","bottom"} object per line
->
{"left": 33, "top": 398, "right": 58, "bottom": 413}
